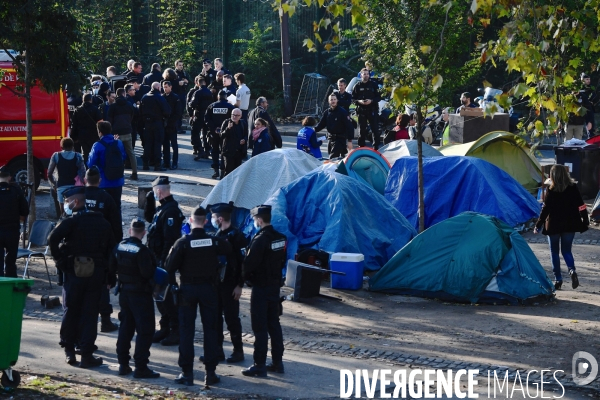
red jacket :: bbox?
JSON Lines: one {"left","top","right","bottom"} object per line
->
{"left": 394, "top": 126, "right": 409, "bottom": 140}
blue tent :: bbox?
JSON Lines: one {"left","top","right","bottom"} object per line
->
{"left": 267, "top": 170, "right": 417, "bottom": 271}
{"left": 343, "top": 148, "right": 391, "bottom": 195}
{"left": 385, "top": 156, "right": 540, "bottom": 230}
{"left": 369, "top": 212, "right": 555, "bottom": 304}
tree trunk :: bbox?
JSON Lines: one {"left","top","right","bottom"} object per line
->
{"left": 416, "top": 107, "right": 425, "bottom": 233}
{"left": 25, "top": 51, "right": 36, "bottom": 229}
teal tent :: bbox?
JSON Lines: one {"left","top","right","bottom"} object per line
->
{"left": 369, "top": 212, "right": 555, "bottom": 304}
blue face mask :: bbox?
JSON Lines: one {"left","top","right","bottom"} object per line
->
{"left": 253, "top": 220, "right": 260, "bottom": 230}
{"left": 153, "top": 191, "right": 159, "bottom": 200}
{"left": 64, "top": 201, "right": 74, "bottom": 216}
{"left": 211, "top": 217, "right": 219, "bottom": 229}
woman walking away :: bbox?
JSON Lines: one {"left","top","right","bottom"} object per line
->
{"left": 534, "top": 165, "right": 589, "bottom": 290}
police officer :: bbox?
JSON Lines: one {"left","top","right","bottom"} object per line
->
{"left": 0, "top": 168, "right": 29, "bottom": 277}
{"left": 190, "top": 76, "right": 214, "bottom": 161}
{"left": 315, "top": 93, "right": 355, "bottom": 159}
{"left": 241, "top": 205, "right": 287, "bottom": 377}
{"left": 140, "top": 82, "right": 171, "bottom": 171}
{"left": 335, "top": 78, "right": 353, "bottom": 111}
{"left": 165, "top": 206, "right": 233, "bottom": 386}
{"left": 48, "top": 186, "right": 116, "bottom": 368}
{"left": 109, "top": 218, "right": 160, "bottom": 379}
{"left": 144, "top": 176, "right": 184, "bottom": 346}
{"left": 199, "top": 59, "right": 216, "bottom": 87}
{"left": 84, "top": 166, "right": 122, "bottom": 333}
{"left": 353, "top": 68, "right": 381, "bottom": 150}
{"left": 205, "top": 90, "right": 235, "bottom": 179}
{"left": 210, "top": 202, "right": 247, "bottom": 363}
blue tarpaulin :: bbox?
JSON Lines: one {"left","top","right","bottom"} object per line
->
{"left": 267, "top": 170, "right": 417, "bottom": 271}
{"left": 385, "top": 156, "right": 540, "bottom": 230}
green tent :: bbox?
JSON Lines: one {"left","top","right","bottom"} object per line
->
{"left": 369, "top": 212, "right": 555, "bottom": 304}
{"left": 439, "top": 131, "right": 543, "bottom": 194}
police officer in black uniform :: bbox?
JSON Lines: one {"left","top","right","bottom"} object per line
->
{"left": 315, "top": 93, "right": 355, "bottom": 159}
{"left": 205, "top": 90, "right": 235, "bottom": 179}
{"left": 84, "top": 166, "right": 122, "bottom": 333}
{"left": 0, "top": 168, "right": 29, "bottom": 277}
{"left": 109, "top": 218, "right": 160, "bottom": 379}
{"left": 199, "top": 59, "right": 216, "bottom": 87}
{"left": 161, "top": 80, "right": 182, "bottom": 170}
{"left": 353, "top": 68, "right": 381, "bottom": 150}
{"left": 210, "top": 202, "right": 247, "bottom": 363}
{"left": 144, "top": 176, "right": 184, "bottom": 346}
{"left": 241, "top": 205, "right": 287, "bottom": 377}
{"left": 190, "top": 76, "right": 215, "bottom": 161}
{"left": 335, "top": 78, "right": 353, "bottom": 111}
{"left": 48, "top": 186, "right": 116, "bottom": 368}
{"left": 165, "top": 206, "right": 233, "bottom": 386}
{"left": 140, "top": 82, "right": 171, "bottom": 171}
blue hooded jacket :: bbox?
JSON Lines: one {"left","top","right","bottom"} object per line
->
{"left": 87, "top": 135, "right": 127, "bottom": 188}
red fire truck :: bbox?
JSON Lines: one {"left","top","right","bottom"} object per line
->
{"left": 0, "top": 61, "right": 68, "bottom": 189}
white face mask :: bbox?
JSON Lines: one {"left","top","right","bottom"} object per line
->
{"left": 64, "top": 201, "right": 74, "bottom": 216}
{"left": 211, "top": 217, "right": 219, "bottom": 229}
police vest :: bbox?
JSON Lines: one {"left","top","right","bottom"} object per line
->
{"left": 179, "top": 235, "right": 222, "bottom": 280}
{"left": 114, "top": 239, "right": 145, "bottom": 283}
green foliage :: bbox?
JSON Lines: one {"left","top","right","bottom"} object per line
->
{"left": 157, "top": 0, "right": 202, "bottom": 73}
{"left": 474, "top": 0, "right": 600, "bottom": 139}
{"left": 71, "top": 0, "right": 133, "bottom": 75}
{"left": 232, "top": 23, "right": 282, "bottom": 102}
{"left": 0, "top": 0, "right": 85, "bottom": 92}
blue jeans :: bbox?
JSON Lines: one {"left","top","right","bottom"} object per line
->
{"left": 547, "top": 232, "right": 576, "bottom": 281}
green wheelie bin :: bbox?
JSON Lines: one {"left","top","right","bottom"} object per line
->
{"left": 0, "top": 278, "right": 34, "bottom": 389}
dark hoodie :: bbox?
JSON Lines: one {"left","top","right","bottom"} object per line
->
{"left": 107, "top": 97, "right": 135, "bottom": 136}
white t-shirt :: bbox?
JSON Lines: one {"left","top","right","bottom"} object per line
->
{"left": 236, "top": 84, "right": 251, "bottom": 110}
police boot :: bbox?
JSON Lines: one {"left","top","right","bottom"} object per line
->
{"left": 118, "top": 365, "right": 133, "bottom": 375}
{"left": 204, "top": 370, "right": 220, "bottom": 386}
{"left": 211, "top": 169, "right": 219, "bottom": 179}
{"left": 241, "top": 364, "right": 267, "bottom": 377}
{"left": 160, "top": 329, "right": 179, "bottom": 346}
{"left": 174, "top": 372, "right": 194, "bottom": 386}
{"left": 100, "top": 316, "right": 119, "bottom": 333}
{"left": 79, "top": 355, "right": 103, "bottom": 369}
{"left": 134, "top": 367, "right": 161, "bottom": 379}
{"left": 152, "top": 325, "right": 169, "bottom": 343}
{"left": 65, "top": 349, "right": 77, "bottom": 366}
{"left": 267, "top": 361, "right": 285, "bottom": 373}
{"left": 219, "top": 170, "right": 225, "bottom": 180}
{"left": 226, "top": 350, "right": 245, "bottom": 363}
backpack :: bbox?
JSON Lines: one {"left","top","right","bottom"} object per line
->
{"left": 98, "top": 140, "right": 124, "bottom": 180}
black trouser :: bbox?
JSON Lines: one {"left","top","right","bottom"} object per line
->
{"left": 156, "top": 289, "right": 178, "bottom": 331}
{"left": 103, "top": 186, "right": 123, "bottom": 213}
{"left": 210, "top": 131, "right": 221, "bottom": 171}
{"left": 217, "top": 282, "right": 243, "bottom": 353}
{"left": 142, "top": 120, "right": 164, "bottom": 167}
{"left": 162, "top": 125, "right": 178, "bottom": 166}
{"left": 200, "top": 124, "right": 211, "bottom": 156}
{"left": 222, "top": 155, "right": 242, "bottom": 176}
{"left": 60, "top": 268, "right": 103, "bottom": 355}
{"left": 80, "top": 139, "right": 96, "bottom": 165}
{"left": 358, "top": 109, "right": 380, "bottom": 149}
{"left": 190, "top": 119, "right": 202, "bottom": 153}
{"left": 116, "top": 288, "right": 155, "bottom": 369}
{"left": 250, "top": 285, "right": 284, "bottom": 366}
{"left": 131, "top": 124, "right": 138, "bottom": 149}
{"left": 99, "top": 286, "right": 113, "bottom": 319}
{"left": 329, "top": 137, "right": 348, "bottom": 158}
{"left": 178, "top": 282, "right": 219, "bottom": 373}
{"left": 0, "top": 228, "right": 19, "bottom": 277}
